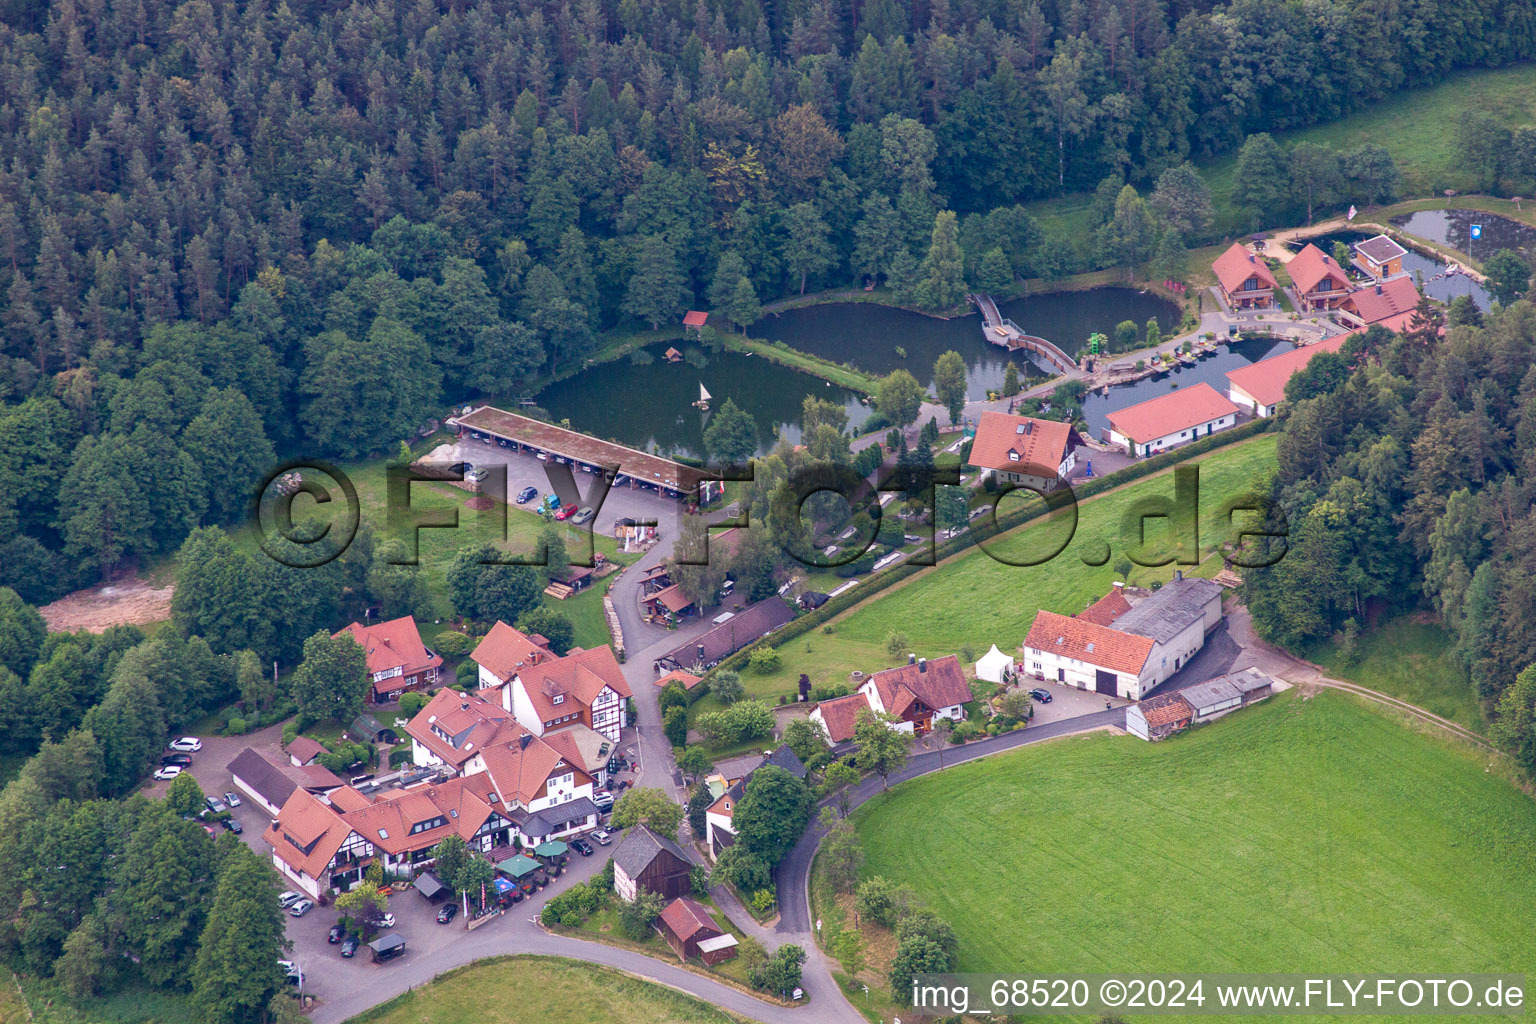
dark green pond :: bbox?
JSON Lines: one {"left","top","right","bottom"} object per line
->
{"left": 1307, "top": 227, "right": 1491, "bottom": 309}
{"left": 533, "top": 344, "right": 870, "bottom": 458}
{"left": 755, "top": 287, "right": 1181, "bottom": 399}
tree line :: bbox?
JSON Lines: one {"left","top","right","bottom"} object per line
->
{"left": 1242, "top": 297, "right": 1536, "bottom": 780}
{"left": 0, "top": 0, "right": 1526, "bottom": 604}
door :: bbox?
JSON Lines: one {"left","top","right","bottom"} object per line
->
{"left": 1094, "top": 670, "right": 1118, "bottom": 696}
{"left": 1057, "top": 668, "right": 1065, "bottom": 682}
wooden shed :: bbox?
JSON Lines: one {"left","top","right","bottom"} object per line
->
{"left": 657, "top": 897, "right": 737, "bottom": 964}
{"left": 612, "top": 824, "right": 692, "bottom": 902}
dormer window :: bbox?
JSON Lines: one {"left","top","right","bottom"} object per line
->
{"left": 1007, "top": 450, "right": 1019, "bottom": 462}
{"left": 552, "top": 694, "right": 564, "bottom": 705}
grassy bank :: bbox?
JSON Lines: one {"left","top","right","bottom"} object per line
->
{"left": 716, "top": 329, "right": 882, "bottom": 394}
{"left": 1307, "top": 614, "right": 1485, "bottom": 734}
{"left": 1026, "top": 63, "right": 1536, "bottom": 244}
{"left": 850, "top": 691, "right": 1536, "bottom": 1021}
{"left": 347, "top": 955, "right": 748, "bottom": 1024}
{"left": 735, "top": 434, "right": 1278, "bottom": 701}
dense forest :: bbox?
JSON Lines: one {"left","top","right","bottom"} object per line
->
{"left": 1243, "top": 299, "right": 1536, "bottom": 777}
{"left": 0, "top": 0, "right": 1533, "bottom": 608}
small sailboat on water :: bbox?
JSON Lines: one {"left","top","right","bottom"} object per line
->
{"left": 693, "top": 382, "right": 711, "bottom": 410}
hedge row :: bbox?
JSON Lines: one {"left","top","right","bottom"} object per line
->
{"left": 696, "top": 418, "right": 1276, "bottom": 688}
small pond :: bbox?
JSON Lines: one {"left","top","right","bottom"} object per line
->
{"left": 1077, "top": 335, "right": 1297, "bottom": 439}
{"left": 755, "top": 287, "right": 1180, "bottom": 400}
{"left": 532, "top": 343, "right": 871, "bottom": 459}
{"left": 1303, "top": 228, "right": 1491, "bottom": 309}
{"left": 1390, "top": 208, "right": 1536, "bottom": 259}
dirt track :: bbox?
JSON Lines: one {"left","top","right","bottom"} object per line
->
{"left": 39, "top": 576, "right": 174, "bottom": 633}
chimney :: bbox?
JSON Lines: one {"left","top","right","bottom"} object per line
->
{"left": 1175, "top": 569, "right": 1184, "bottom": 581}
{"left": 1024, "top": 420, "right": 1033, "bottom": 435}
{"left": 1112, "top": 581, "right": 1124, "bottom": 590}
{"left": 519, "top": 734, "right": 532, "bottom": 750}
{"left": 1376, "top": 283, "right": 1383, "bottom": 294}
{"left": 908, "top": 653, "right": 916, "bottom": 665}
{"left": 918, "top": 657, "right": 927, "bottom": 673}
{"left": 697, "top": 643, "right": 705, "bottom": 661}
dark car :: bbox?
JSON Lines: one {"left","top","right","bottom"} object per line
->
{"left": 570, "top": 837, "right": 594, "bottom": 857}
{"left": 328, "top": 922, "right": 345, "bottom": 944}
{"left": 516, "top": 486, "right": 538, "bottom": 504}
{"left": 436, "top": 904, "right": 457, "bottom": 924}
{"left": 221, "top": 816, "right": 243, "bottom": 834}
{"left": 160, "top": 753, "right": 192, "bottom": 767}
{"left": 1028, "top": 688, "right": 1053, "bottom": 703}
{"left": 340, "top": 934, "right": 360, "bottom": 958}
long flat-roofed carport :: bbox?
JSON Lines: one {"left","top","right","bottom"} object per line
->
{"left": 447, "top": 405, "right": 721, "bottom": 501}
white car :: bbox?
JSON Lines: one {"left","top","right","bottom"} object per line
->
{"left": 278, "top": 891, "right": 305, "bottom": 909}
{"left": 167, "top": 737, "right": 202, "bottom": 753}
{"left": 378, "top": 913, "right": 396, "bottom": 928}
{"left": 289, "top": 899, "right": 315, "bottom": 917}
{"left": 153, "top": 765, "right": 183, "bottom": 781}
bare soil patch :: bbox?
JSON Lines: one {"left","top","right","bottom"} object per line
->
{"left": 39, "top": 574, "right": 174, "bottom": 632}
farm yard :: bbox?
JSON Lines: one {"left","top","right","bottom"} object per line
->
{"left": 740, "top": 435, "right": 1278, "bottom": 701}
{"left": 843, "top": 692, "right": 1536, "bottom": 1020}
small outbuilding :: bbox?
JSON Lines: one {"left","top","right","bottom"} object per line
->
{"left": 612, "top": 824, "right": 692, "bottom": 903}
{"left": 368, "top": 933, "right": 407, "bottom": 963}
{"left": 975, "top": 644, "right": 1015, "bottom": 684}
{"left": 658, "top": 897, "right": 738, "bottom": 964}
{"left": 1179, "top": 668, "right": 1274, "bottom": 721}
{"left": 1126, "top": 692, "right": 1194, "bottom": 741}
{"left": 413, "top": 871, "right": 449, "bottom": 901}
{"left": 682, "top": 311, "right": 709, "bottom": 336}
{"left": 286, "top": 736, "right": 327, "bottom": 767}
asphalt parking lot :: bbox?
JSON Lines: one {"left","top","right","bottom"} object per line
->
{"left": 1018, "top": 679, "right": 1133, "bottom": 725}
{"left": 431, "top": 438, "right": 692, "bottom": 552}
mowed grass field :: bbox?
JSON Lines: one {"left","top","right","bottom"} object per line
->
{"left": 1025, "top": 63, "right": 1536, "bottom": 243}
{"left": 851, "top": 691, "right": 1536, "bottom": 1020}
{"left": 743, "top": 435, "right": 1277, "bottom": 699}
{"left": 347, "top": 956, "right": 746, "bottom": 1024}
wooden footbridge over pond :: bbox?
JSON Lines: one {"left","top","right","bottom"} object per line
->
{"left": 971, "top": 293, "right": 1079, "bottom": 374}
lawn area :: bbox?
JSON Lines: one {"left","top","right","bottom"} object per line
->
{"left": 740, "top": 435, "right": 1278, "bottom": 700}
{"left": 848, "top": 691, "right": 1536, "bottom": 1020}
{"left": 1025, "top": 63, "right": 1536, "bottom": 244}
{"left": 347, "top": 955, "right": 747, "bottom": 1024}
{"left": 232, "top": 447, "right": 629, "bottom": 650}
{"left": 1308, "top": 614, "right": 1485, "bottom": 734}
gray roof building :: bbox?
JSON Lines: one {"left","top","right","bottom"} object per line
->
{"left": 1113, "top": 577, "right": 1223, "bottom": 644}
{"left": 227, "top": 747, "right": 298, "bottom": 811}
{"left": 1180, "top": 668, "right": 1274, "bottom": 717}
{"left": 612, "top": 822, "right": 690, "bottom": 879}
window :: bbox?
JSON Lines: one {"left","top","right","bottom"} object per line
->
{"left": 378, "top": 828, "right": 389, "bottom": 839}
{"left": 551, "top": 694, "right": 564, "bottom": 705}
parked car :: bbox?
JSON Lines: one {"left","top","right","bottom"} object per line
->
{"left": 1028, "top": 688, "right": 1053, "bottom": 703}
{"left": 535, "top": 451, "right": 549, "bottom": 461}
{"left": 328, "top": 923, "right": 345, "bottom": 944}
{"left": 278, "top": 891, "right": 305, "bottom": 909}
{"left": 554, "top": 503, "right": 577, "bottom": 521}
{"left": 570, "top": 837, "right": 594, "bottom": 856}
{"left": 465, "top": 467, "right": 489, "bottom": 484}
{"left": 223, "top": 791, "right": 241, "bottom": 807}
{"left": 378, "top": 913, "right": 395, "bottom": 928}
{"left": 516, "top": 486, "right": 538, "bottom": 504}
{"left": 278, "top": 960, "right": 301, "bottom": 985}
{"left": 436, "top": 904, "right": 457, "bottom": 924}
{"left": 590, "top": 828, "right": 612, "bottom": 846}
{"left": 570, "top": 506, "right": 595, "bottom": 525}
{"left": 167, "top": 737, "right": 202, "bottom": 753}
{"left": 152, "top": 765, "right": 183, "bottom": 781}
{"left": 160, "top": 753, "right": 192, "bottom": 767}
{"left": 592, "top": 792, "right": 614, "bottom": 813}
{"left": 205, "top": 795, "right": 227, "bottom": 814}
{"left": 221, "top": 817, "right": 243, "bottom": 834}
{"left": 340, "top": 935, "right": 360, "bottom": 958}
{"left": 289, "top": 899, "right": 315, "bottom": 918}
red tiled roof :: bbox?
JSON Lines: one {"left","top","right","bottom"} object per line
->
{"left": 285, "top": 736, "right": 326, "bottom": 764}
{"left": 659, "top": 897, "right": 720, "bottom": 942}
{"left": 1224, "top": 336, "right": 1348, "bottom": 409}
{"left": 514, "top": 645, "right": 632, "bottom": 725}
{"left": 682, "top": 310, "right": 709, "bottom": 327}
{"left": 1338, "top": 310, "right": 1419, "bottom": 339}
{"left": 968, "top": 411, "right": 1076, "bottom": 475}
{"left": 341, "top": 776, "right": 504, "bottom": 855}
{"left": 1023, "top": 609, "right": 1154, "bottom": 675}
{"left": 404, "top": 688, "right": 521, "bottom": 768}
{"left": 648, "top": 583, "right": 695, "bottom": 613}
{"left": 264, "top": 789, "right": 354, "bottom": 879}
{"left": 1105, "top": 383, "right": 1239, "bottom": 444}
{"left": 865, "top": 655, "right": 972, "bottom": 714}
{"left": 335, "top": 617, "right": 442, "bottom": 694}
{"left": 476, "top": 735, "right": 574, "bottom": 806}
{"left": 1212, "top": 243, "right": 1278, "bottom": 295}
{"left": 472, "top": 621, "right": 553, "bottom": 683}
{"left": 812, "top": 693, "right": 875, "bottom": 744}
{"left": 1343, "top": 276, "right": 1420, "bottom": 325}
{"left": 653, "top": 669, "right": 704, "bottom": 691}
{"left": 1137, "top": 692, "right": 1194, "bottom": 728}
{"left": 1288, "top": 244, "right": 1351, "bottom": 295}
{"left": 1077, "top": 588, "right": 1133, "bottom": 626}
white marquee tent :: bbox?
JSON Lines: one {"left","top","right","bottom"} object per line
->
{"left": 975, "top": 644, "right": 1015, "bottom": 683}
